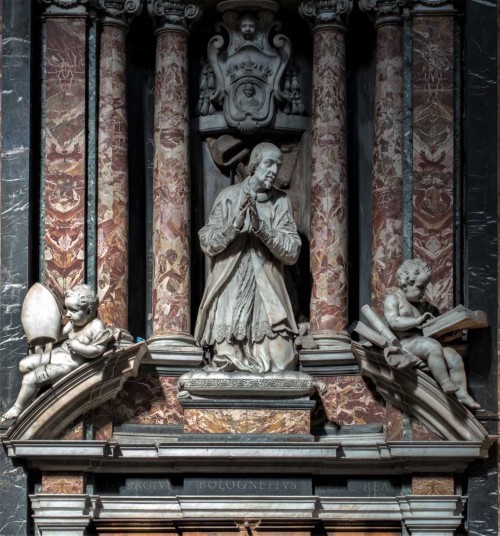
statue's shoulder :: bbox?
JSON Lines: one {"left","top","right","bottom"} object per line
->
{"left": 216, "top": 182, "right": 244, "bottom": 201}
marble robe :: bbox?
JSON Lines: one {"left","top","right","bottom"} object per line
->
{"left": 194, "top": 178, "right": 301, "bottom": 373}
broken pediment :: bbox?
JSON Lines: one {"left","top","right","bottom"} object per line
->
{"left": 1, "top": 342, "right": 146, "bottom": 441}
{"left": 352, "top": 342, "right": 488, "bottom": 442}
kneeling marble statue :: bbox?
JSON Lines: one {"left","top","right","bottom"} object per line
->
{"left": 384, "top": 259, "right": 480, "bottom": 410}
{"left": 194, "top": 142, "right": 300, "bottom": 373}
{"left": 1, "top": 284, "right": 113, "bottom": 421}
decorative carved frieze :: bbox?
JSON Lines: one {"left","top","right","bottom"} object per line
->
{"left": 201, "top": 10, "right": 292, "bottom": 134}
{"left": 95, "top": 0, "right": 143, "bottom": 26}
{"left": 359, "top": 0, "right": 407, "bottom": 14}
{"left": 298, "top": 0, "right": 353, "bottom": 30}
{"left": 147, "top": 0, "right": 201, "bottom": 32}
{"left": 38, "top": 0, "right": 89, "bottom": 7}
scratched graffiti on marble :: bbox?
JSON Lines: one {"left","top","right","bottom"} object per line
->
{"left": 371, "top": 23, "right": 404, "bottom": 313}
{"left": 97, "top": 25, "right": 128, "bottom": 328}
{"left": 309, "top": 29, "right": 348, "bottom": 334}
{"left": 44, "top": 18, "right": 87, "bottom": 296}
{"left": 412, "top": 16, "right": 454, "bottom": 312}
{"left": 151, "top": 32, "right": 191, "bottom": 336}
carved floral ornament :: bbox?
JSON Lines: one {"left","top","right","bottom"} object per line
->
{"left": 147, "top": 0, "right": 202, "bottom": 31}
{"left": 95, "top": 0, "right": 143, "bottom": 23}
{"left": 358, "top": 0, "right": 408, "bottom": 15}
{"left": 298, "top": 0, "right": 353, "bottom": 29}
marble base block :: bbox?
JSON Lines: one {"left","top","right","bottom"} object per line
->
{"left": 146, "top": 334, "right": 203, "bottom": 368}
{"left": 178, "top": 371, "right": 319, "bottom": 434}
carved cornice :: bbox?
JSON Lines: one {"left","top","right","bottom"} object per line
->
{"left": 359, "top": 0, "right": 408, "bottom": 26}
{"left": 38, "top": 0, "right": 90, "bottom": 15}
{"left": 147, "top": 0, "right": 202, "bottom": 34}
{"left": 412, "top": 0, "right": 457, "bottom": 13}
{"left": 96, "top": 0, "right": 143, "bottom": 27}
{"left": 299, "top": 0, "right": 353, "bottom": 31}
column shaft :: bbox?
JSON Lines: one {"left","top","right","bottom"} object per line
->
{"left": 412, "top": 12, "right": 454, "bottom": 311}
{"left": 97, "top": 22, "right": 129, "bottom": 328}
{"left": 151, "top": 28, "right": 192, "bottom": 339}
{"left": 309, "top": 26, "right": 349, "bottom": 336}
{"left": 44, "top": 15, "right": 87, "bottom": 296}
{"left": 370, "top": 20, "right": 404, "bottom": 312}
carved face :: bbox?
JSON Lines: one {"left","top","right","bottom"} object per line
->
{"left": 403, "top": 272, "right": 429, "bottom": 303}
{"left": 240, "top": 16, "right": 256, "bottom": 39}
{"left": 65, "top": 295, "right": 93, "bottom": 327}
{"left": 252, "top": 147, "right": 282, "bottom": 191}
{"left": 244, "top": 84, "right": 255, "bottom": 97}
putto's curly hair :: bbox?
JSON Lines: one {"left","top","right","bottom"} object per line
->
{"left": 247, "top": 142, "right": 282, "bottom": 175}
{"left": 65, "top": 284, "right": 99, "bottom": 315}
{"left": 396, "top": 259, "right": 431, "bottom": 289}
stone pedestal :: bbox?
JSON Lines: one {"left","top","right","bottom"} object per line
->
{"left": 178, "top": 371, "right": 320, "bottom": 435}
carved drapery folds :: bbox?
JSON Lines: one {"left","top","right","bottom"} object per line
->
{"left": 299, "top": 0, "right": 352, "bottom": 356}
{"left": 202, "top": 7, "right": 292, "bottom": 135}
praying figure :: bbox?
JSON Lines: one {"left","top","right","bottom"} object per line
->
{"left": 384, "top": 259, "right": 480, "bottom": 409}
{"left": 194, "top": 142, "right": 300, "bottom": 373}
{"left": 1, "top": 284, "right": 113, "bottom": 421}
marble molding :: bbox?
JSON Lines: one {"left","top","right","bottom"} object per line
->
{"left": 369, "top": 13, "right": 404, "bottom": 313}
{"left": 97, "top": 21, "right": 129, "bottom": 329}
{"left": 412, "top": 13, "right": 454, "bottom": 312}
{"left": 44, "top": 16, "right": 87, "bottom": 296}
{"left": 41, "top": 473, "right": 84, "bottom": 494}
{"left": 184, "top": 408, "right": 311, "bottom": 434}
{"left": 300, "top": 2, "right": 351, "bottom": 345}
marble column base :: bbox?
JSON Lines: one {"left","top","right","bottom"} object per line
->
{"left": 146, "top": 333, "right": 203, "bottom": 367}
{"left": 299, "top": 333, "right": 356, "bottom": 374}
{"left": 31, "top": 494, "right": 92, "bottom": 536}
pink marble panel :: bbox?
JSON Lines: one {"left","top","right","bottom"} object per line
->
{"left": 94, "top": 400, "right": 114, "bottom": 441}
{"left": 44, "top": 17, "right": 87, "bottom": 296}
{"left": 113, "top": 375, "right": 183, "bottom": 426}
{"left": 412, "top": 15, "right": 454, "bottom": 312}
{"left": 97, "top": 24, "right": 128, "bottom": 328}
{"left": 412, "top": 475, "right": 454, "bottom": 495}
{"left": 371, "top": 23, "right": 404, "bottom": 312}
{"left": 184, "top": 409, "right": 310, "bottom": 434}
{"left": 42, "top": 473, "right": 84, "bottom": 494}
{"left": 309, "top": 29, "right": 348, "bottom": 334}
{"left": 385, "top": 403, "right": 404, "bottom": 441}
{"left": 57, "top": 417, "right": 84, "bottom": 440}
{"left": 151, "top": 31, "right": 191, "bottom": 336}
{"left": 411, "top": 419, "right": 442, "bottom": 441}
{"left": 317, "top": 376, "right": 385, "bottom": 427}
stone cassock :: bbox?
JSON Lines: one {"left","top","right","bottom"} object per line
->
{"left": 194, "top": 143, "right": 301, "bottom": 373}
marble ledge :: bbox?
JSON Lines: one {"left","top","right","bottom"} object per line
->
{"left": 5, "top": 438, "right": 492, "bottom": 474}
{"left": 30, "top": 494, "right": 465, "bottom": 526}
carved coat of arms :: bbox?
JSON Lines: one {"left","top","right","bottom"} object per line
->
{"left": 204, "top": 10, "right": 291, "bottom": 135}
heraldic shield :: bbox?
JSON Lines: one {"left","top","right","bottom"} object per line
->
{"left": 207, "top": 9, "right": 291, "bottom": 135}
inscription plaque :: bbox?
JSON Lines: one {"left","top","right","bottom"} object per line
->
{"left": 315, "top": 477, "right": 402, "bottom": 497}
{"left": 95, "top": 475, "right": 182, "bottom": 496}
{"left": 184, "top": 475, "right": 312, "bottom": 496}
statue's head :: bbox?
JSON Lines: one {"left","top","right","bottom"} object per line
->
{"left": 396, "top": 259, "right": 431, "bottom": 302}
{"left": 64, "top": 284, "right": 99, "bottom": 326}
{"left": 243, "top": 83, "right": 255, "bottom": 97}
{"left": 247, "top": 143, "right": 282, "bottom": 192}
{"left": 239, "top": 14, "right": 257, "bottom": 40}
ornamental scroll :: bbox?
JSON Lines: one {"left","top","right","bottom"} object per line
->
{"left": 201, "top": 8, "right": 292, "bottom": 135}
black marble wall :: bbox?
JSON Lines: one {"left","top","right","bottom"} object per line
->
{"left": 463, "top": 0, "right": 498, "bottom": 534}
{"left": 0, "top": 0, "right": 33, "bottom": 533}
